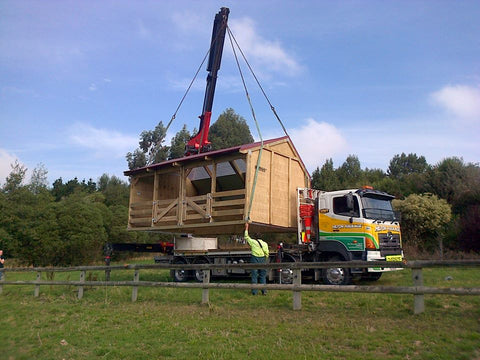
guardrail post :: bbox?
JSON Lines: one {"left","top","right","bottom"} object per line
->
{"left": 293, "top": 269, "right": 302, "bottom": 310}
{"left": 412, "top": 267, "right": 425, "bottom": 314}
{"left": 34, "top": 271, "right": 41, "bottom": 297}
{"left": 132, "top": 270, "right": 139, "bottom": 302}
{"left": 78, "top": 270, "right": 86, "bottom": 299}
{"left": 202, "top": 269, "right": 210, "bottom": 305}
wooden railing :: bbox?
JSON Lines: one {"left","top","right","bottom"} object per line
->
{"left": 1, "top": 260, "right": 479, "bottom": 314}
{"left": 131, "top": 189, "right": 247, "bottom": 228}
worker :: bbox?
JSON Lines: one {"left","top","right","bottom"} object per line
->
{"left": 0, "top": 249, "right": 4, "bottom": 280}
{"left": 244, "top": 223, "right": 269, "bottom": 295}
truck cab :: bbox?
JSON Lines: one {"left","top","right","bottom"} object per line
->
{"left": 296, "top": 187, "right": 403, "bottom": 285}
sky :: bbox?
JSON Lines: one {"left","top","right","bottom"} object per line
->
{"left": 1, "top": 0, "right": 479, "bottom": 186}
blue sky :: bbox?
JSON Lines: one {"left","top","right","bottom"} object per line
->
{"left": 1, "top": 0, "right": 479, "bottom": 186}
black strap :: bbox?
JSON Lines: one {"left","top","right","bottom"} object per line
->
{"left": 255, "top": 239, "right": 265, "bottom": 256}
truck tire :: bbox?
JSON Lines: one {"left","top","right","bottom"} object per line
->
{"left": 276, "top": 254, "right": 296, "bottom": 284}
{"left": 193, "top": 258, "right": 210, "bottom": 283}
{"left": 170, "top": 258, "right": 189, "bottom": 282}
{"left": 322, "top": 256, "right": 352, "bottom": 285}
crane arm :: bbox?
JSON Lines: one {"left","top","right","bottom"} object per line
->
{"left": 185, "top": 7, "right": 230, "bottom": 155}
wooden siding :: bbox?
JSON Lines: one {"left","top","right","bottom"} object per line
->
{"left": 126, "top": 137, "right": 309, "bottom": 235}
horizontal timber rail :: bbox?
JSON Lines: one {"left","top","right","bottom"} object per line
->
{"left": 1, "top": 260, "right": 479, "bottom": 314}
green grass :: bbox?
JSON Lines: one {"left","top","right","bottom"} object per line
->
{"left": 1, "top": 263, "right": 479, "bottom": 360}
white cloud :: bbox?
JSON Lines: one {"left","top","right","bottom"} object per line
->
{"left": 229, "top": 17, "right": 302, "bottom": 76}
{"left": 288, "top": 118, "right": 347, "bottom": 171}
{"left": 88, "top": 79, "right": 111, "bottom": 92}
{"left": 171, "top": 11, "right": 205, "bottom": 34}
{"left": 68, "top": 123, "right": 138, "bottom": 159}
{"left": 0, "top": 149, "right": 18, "bottom": 184}
{"left": 431, "top": 84, "right": 480, "bottom": 121}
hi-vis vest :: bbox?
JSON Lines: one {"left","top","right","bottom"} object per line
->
{"left": 244, "top": 230, "right": 269, "bottom": 258}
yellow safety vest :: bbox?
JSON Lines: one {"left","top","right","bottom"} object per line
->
{"left": 244, "top": 230, "right": 269, "bottom": 258}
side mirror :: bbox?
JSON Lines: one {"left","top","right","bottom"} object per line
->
{"left": 345, "top": 192, "right": 354, "bottom": 211}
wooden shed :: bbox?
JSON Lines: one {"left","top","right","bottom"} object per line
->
{"left": 124, "top": 136, "right": 310, "bottom": 235}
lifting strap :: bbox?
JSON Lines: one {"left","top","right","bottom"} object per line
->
{"left": 226, "top": 26, "right": 291, "bottom": 140}
{"left": 227, "top": 27, "right": 263, "bottom": 221}
{"left": 165, "top": 24, "right": 289, "bottom": 223}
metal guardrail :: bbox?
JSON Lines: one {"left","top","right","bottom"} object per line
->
{"left": 1, "top": 260, "right": 479, "bottom": 314}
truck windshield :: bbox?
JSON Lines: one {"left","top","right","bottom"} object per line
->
{"left": 361, "top": 195, "right": 396, "bottom": 221}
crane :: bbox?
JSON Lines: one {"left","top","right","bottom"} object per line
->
{"left": 185, "top": 7, "right": 230, "bottom": 156}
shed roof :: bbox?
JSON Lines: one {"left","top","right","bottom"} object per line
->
{"left": 124, "top": 136, "right": 309, "bottom": 178}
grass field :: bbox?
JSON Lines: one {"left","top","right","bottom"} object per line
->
{"left": 1, "top": 262, "right": 479, "bottom": 360}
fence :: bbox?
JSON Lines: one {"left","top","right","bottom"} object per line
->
{"left": 1, "top": 260, "right": 479, "bottom": 314}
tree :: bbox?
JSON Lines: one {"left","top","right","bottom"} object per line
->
{"left": 370, "top": 176, "right": 406, "bottom": 199}
{"left": 388, "top": 153, "right": 429, "bottom": 178}
{"left": 51, "top": 177, "right": 96, "bottom": 201}
{"left": 98, "top": 174, "right": 130, "bottom": 207}
{"left": 426, "top": 159, "right": 480, "bottom": 253}
{"left": 0, "top": 183, "right": 61, "bottom": 266}
{"left": 393, "top": 193, "right": 452, "bottom": 253}
{"left": 54, "top": 193, "right": 108, "bottom": 265}
{"left": 168, "top": 124, "right": 191, "bottom": 160}
{"left": 427, "top": 157, "right": 479, "bottom": 208}
{"left": 3, "top": 160, "right": 27, "bottom": 193}
{"left": 29, "top": 163, "right": 49, "bottom": 194}
{"left": 364, "top": 168, "right": 386, "bottom": 185}
{"left": 311, "top": 159, "right": 340, "bottom": 191}
{"left": 126, "top": 121, "right": 169, "bottom": 170}
{"left": 209, "top": 108, "right": 254, "bottom": 150}
{"left": 337, "top": 155, "right": 363, "bottom": 188}
{"left": 457, "top": 204, "right": 480, "bottom": 252}
{"left": 126, "top": 149, "right": 147, "bottom": 170}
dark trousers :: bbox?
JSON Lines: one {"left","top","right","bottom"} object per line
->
{"left": 250, "top": 255, "right": 266, "bottom": 295}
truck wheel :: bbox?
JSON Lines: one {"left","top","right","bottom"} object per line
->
{"left": 170, "top": 258, "right": 189, "bottom": 282}
{"left": 193, "top": 258, "right": 210, "bottom": 283}
{"left": 277, "top": 254, "right": 296, "bottom": 284}
{"left": 322, "top": 256, "right": 352, "bottom": 285}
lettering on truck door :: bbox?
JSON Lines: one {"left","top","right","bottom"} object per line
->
{"left": 323, "top": 194, "right": 366, "bottom": 252}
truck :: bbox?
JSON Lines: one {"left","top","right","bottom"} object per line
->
{"left": 118, "top": 7, "right": 403, "bottom": 285}
{"left": 164, "top": 186, "right": 402, "bottom": 285}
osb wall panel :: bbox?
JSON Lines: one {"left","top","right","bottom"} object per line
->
{"left": 247, "top": 144, "right": 309, "bottom": 229}
{"left": 156, "top": 171, "right": 181, "bottom": 200}
{"left": 267, "top": 141, "right": 296, "bottom": 159}
{"left": 132, "top": 175, "right": 154, "bottom": 203}
{"left": 247, "top": 149, "right": 271, "bottom": 224}
{"left": 271, "top": 153, "right": 289, "bottom": 226}
{"left": 185, "top": 177, "right": 198, "bottom": 197}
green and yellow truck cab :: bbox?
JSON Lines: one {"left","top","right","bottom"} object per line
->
{"left": 293, "top": 187, "right": 403, "bottom": 285}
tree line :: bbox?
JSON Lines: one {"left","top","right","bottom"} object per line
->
{"left": 0, "top": 108, "right": 478, "bottom": 266}
{"left": 126, "top": 108, "right": 253, "bottom": 170}
{"left": 0, "top": 165, "right": 153, "bottom": 266}
{"left": 312, "top": 154, "right": 479, "bottom": 254}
